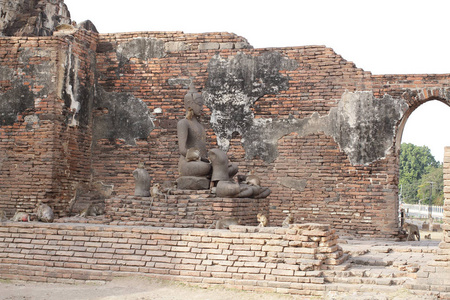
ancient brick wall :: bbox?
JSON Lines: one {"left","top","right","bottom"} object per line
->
{"left": 438, "top": 146, "right": 450, "bottom": 264}
{"left": 89, "top": 31, "right": 450, "bottom": 237}
{"left": 0, "top": 222, "right": 344, "bottom": 297}
{"left": 0, "top": 29, "right": 97, "bottom": 217}
{"left": 1, "top": 28, "right": 450, "bottom": 237}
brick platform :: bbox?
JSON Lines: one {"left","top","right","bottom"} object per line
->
{"left": 0, "top": 222, "right": 344, "bottom": 297}
{"left": 105, "top": 190, "right": 269, "bottom": 228}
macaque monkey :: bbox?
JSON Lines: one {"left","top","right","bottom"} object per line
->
{"left": 282, "top": 213, "right": 294, "bottom": 228}
{"left": 55, "top": 23, "right": 75, "bottom": 31}
{"left": 185, "top": 147, "right": 200, "bottom": 162}
{"left": 214, "top": 217, "right": 240, "bottom": 229}
{"left": 246, "top": 175, "right": 261, "bottom": 186}
{"left": 424, "top": 233, "right": 431, "bottom": 239}
{"left": 12, "top": 211, "right": 30, "bottom": 222}
{"left": 402, "top": 222, "right": 420, "bottom": 241}
{"left": 150, "top": 183, "right": 167, "bottom": 199}
{"left": 257, "top": 213, "right": 268, "bottom": 227}
{"left": 242, "top": 170, "right": 261, "bottom": 186}
{"left": 186, "top": 107, "right": 194, "bottom": 120}
{"left": 0, "top": 210, "right": 7, "bottom": 221}
{"left": 237, "top": 175, "right": 247, "bottom": 184}
{"left": 36, "top": 202, "right": 54, "bottom": 223}
{"left": 161, "top": 181, "right": 177, "bottom": 195}
{"left": 79, "top": 204, "right": 103, "bottom": 218}
{"left": 150, "top": 183, "right": 168, "bottom": 208}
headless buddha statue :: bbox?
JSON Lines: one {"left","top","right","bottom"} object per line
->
{"left": 208, "top": 148, "right": 271, "bottom": 198}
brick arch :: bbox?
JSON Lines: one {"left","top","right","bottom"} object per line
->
{"left": 396, "top": 88, "right": 450, "bottom": 154}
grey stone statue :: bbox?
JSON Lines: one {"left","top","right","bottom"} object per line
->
{"left": 209, "top": 148, "right": 271, "bottom": 198}
{"left": 176, "top": 83, "right": 237, "bottom": 190}
{"left": 133, "top": 162, "right": 151, "bottom": 196}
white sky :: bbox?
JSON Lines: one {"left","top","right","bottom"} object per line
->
{"left": 65, "top": 0, "right": 450, "bottom": 162}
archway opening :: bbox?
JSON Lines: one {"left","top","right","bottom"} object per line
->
{"left": 398, "top": 100, "right": 450, "bottom": 233}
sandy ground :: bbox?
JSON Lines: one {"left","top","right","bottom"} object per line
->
{"left": 0, "top": 277, "right": 297, "bottom": 300}
{"left": 0, "top": 276, "right": 431, "bottom": 300}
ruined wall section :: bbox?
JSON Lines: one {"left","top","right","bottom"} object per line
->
{"left": 0, "top": 36, "right": 64, "bottom": 216}
{"left": 0, "top": 28, "right": 98, "bottom": 217}
{"left": 0, "top": 0, "right": 71, "bottom": 37}
{"left": 92, "top": 31, "right": 450, "bottom": 237}
{"left": 2, "top": 28, "right": 450, "bottom": 236}
{"left": 439, "top": 146, "right": 450, "bottom": 263}
{"left": 92, "top": 32, "right": 251, "bottom": 195}
{"left": 49, "top": 28, "right": 99, "bottom": 216}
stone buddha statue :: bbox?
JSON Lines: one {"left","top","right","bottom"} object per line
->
{"left": 177, "top": 83, "right": 212, "bottom": 179}
{"left": 176, "top": 83, "right": 238, "bottom": 190}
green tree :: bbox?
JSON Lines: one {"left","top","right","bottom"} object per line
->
{"left": 417, "top": 165, "right": 444, "bottom": 206}
{"left": 399, "top": 143, "right": 440, "bottom": 204}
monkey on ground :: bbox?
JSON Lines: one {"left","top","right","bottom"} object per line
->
{"left": 149, "top": 183, "right": 168, "bottom": 208}
{"left": 151, "top": 183, "right": 167, "bottom": 200}
{"left": 12, "top": 211, "right": 30, "bottom": 222}
{"left": 36, "top": 202, "right": 54, "bottom": 223}
{"left": 402, "top": 222, "right": 420, "bottom": 241}
{"left": 78, "top": 204, "right": 104, "bottom": 218}
{"left": 214, "top": 217, "right": 240, "bottom": 229}
{"left": 282, "top": 213, "right": 294, "bottom": 228}
{"left": 257, "top": 213, "right": 268, "bottom": 227}
{"left": 424, "top": 233, "right": 431, "bottom": 239}
{"left": 161, "top": 181, "right": 177, "bottom": 195}
{"left": 0, "top": 210, "right": 7, "bottom": 221}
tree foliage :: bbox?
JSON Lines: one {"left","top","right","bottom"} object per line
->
{"left": 417, "top": 166, "right": 444, "bottom": 206}
{"left": 399, "top": 143, "right": 442, "bottom": 205}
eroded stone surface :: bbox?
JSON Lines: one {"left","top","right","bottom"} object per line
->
{"left": 93, "top": 87, "right": 155, "bottom": 145}
{"left": 204, "top": 51, "right": 408, "bottom": 166}
{"left": 0, "top": 0, "right": 71, "bottom": 37}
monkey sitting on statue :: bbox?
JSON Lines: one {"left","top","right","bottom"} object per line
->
{"left": 244, "top": 170, "right": 261, "bottom": 186}
{"left": 257, "top": 213, "right": 268, "bottom": 227}
{"left": 402, "top": 222, "right": 420, "bottom": 241}
{"left": 185, "top": 147, "right": 201, "bottom": 162}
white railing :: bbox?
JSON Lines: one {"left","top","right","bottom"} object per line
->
{"left": 401, "top": 203, "right": 444, "bottom": 220}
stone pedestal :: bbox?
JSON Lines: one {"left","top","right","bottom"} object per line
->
{"left": 176, "top": 176, "right": 210, "bottom": 190}
{"left": 105, "top": 189, "right": 269, "bottom": 228}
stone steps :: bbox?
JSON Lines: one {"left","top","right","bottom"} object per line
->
{"left": 322, "top": 283, "right": 441, "bottom": 299}
{"left": 323, "top": 282, "right": 408, "bottom": 293}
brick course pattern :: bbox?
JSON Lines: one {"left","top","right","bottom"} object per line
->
{"left": 105, "top": 190, "right": 269, "bottom": 228}
{"left": 0, "top": 222, "right": 344, "bottom": 297}
{"left": 1, "top": 29, "right": 450, "bottom": 238}
{"left": 437, "top": 146, "right": 450, "bottom": 264}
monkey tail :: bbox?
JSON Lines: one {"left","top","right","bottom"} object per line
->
{"left": 208, "top": 220, "right": 216, "bottom": 229}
